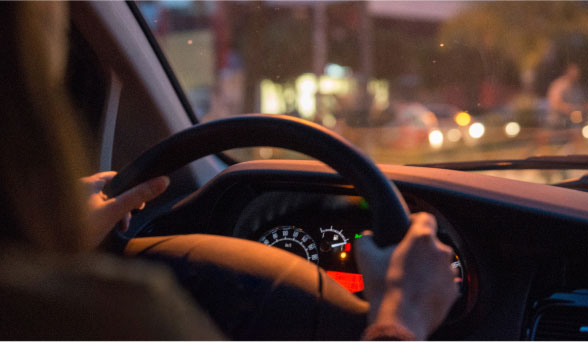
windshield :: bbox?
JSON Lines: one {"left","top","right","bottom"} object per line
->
{"left": 137, "top": 1, "right": 588, "bottom": 183}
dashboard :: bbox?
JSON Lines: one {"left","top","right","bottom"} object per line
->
{"left": 139, "top": 160, "right": 588, "bottom": 340}
{"left": 236, "top": 192, "right": 466, "bottom": 303}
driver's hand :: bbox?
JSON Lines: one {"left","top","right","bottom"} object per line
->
{"left": 355, "top": 212, "right": 459, "bottom": 340}
{"left": 80, "top": 171, "right": 170, "bottom": 250}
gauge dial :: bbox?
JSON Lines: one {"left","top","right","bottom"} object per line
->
{"left": 319, "top": 226, "right": 349, "bottom": 253}
{"left": 259, "top": 226, "right": 319, "bottom": 264}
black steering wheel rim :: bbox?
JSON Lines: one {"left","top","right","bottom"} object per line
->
{"left": 103, "top": 114, "right": 410, "bottom": 247}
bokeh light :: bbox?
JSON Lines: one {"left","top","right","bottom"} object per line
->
{"left": 469, "top": 123, "right": 485, "bottom": 139}
{"left": 454, "top": 112, "right": 471, "bottom": 127}
{"left": 504, "top": 122, "right": 521, "bottom": 137}
{"left": 447, "top": 128, "right": 462, "bottom": 142}
{"left": 571, "top": 111, "right": 583, "bottom": 124}
{"left": 428, "top": 129, "right": 444, "bottom": 148}
{"left": 582, "top": 125, "right": 588, "bottom": 139}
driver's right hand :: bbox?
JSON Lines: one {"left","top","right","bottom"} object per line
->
{"left": 355, "top": 212, "right": 459, "bottom": 340}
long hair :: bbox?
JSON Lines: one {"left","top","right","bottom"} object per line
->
{"left": 0, "top": 2, "right": 91, "bottom": 252}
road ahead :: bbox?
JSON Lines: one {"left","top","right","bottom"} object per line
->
{"left": 231, "top": 125, "right": 588, "bottom": 184}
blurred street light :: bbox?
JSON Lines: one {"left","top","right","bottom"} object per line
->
{"left": 469, "top": 122, "right": 485, "bottom": 139}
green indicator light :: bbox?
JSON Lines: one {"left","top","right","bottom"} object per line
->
{"left": 358, "top": 198, "right": 369, "bottom": 210}
{"left": 354, "top": 233, "right": 362, "bottom": 239}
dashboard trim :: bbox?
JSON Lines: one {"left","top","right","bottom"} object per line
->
{"left": 222, "top": 160, "right": 588, "bottom": 224}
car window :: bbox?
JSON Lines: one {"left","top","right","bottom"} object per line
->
{"left": 136, "top": 1, "right": 588, "bottom": 183}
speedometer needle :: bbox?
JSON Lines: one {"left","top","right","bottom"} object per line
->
{"left": 331, "top": 242, "right": 346, "bottom": 248}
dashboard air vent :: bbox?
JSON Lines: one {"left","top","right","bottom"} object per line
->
{"left": 529, "top": 290, "right": 588, "bottom": 341}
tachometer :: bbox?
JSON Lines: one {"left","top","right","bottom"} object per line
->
{"left": 259, "top": 226, "right": 319, "bottom": 264}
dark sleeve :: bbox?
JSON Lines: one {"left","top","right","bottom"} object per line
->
{"left": 0, "top": 248, "right": 225, "bottom": 340}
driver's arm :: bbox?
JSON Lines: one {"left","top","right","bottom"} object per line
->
{"left": 355, "top": 213, "right": 459, "bottom": 340}
{"left": 79, "top": 171, "right": 170, "bottom": 250}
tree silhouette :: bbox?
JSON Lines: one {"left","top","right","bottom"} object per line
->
{"left": 440, "top": 2, "right": 588, "bottom": 75}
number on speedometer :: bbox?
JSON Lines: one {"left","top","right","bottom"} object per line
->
{"left": 259, "top": 226, "right": 319, "bottom": 264}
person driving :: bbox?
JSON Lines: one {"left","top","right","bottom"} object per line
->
{"left": 0, "top": 2, "right": 457, "bottom": 340}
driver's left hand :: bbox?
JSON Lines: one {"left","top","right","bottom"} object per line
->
{"left": 80, "top": 171, "right": 169, "bottom": 250}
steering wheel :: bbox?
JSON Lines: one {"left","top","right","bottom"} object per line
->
{"left": 103, "top": 114, "right": 410, "bottom": 248}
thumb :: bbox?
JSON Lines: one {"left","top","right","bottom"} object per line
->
{"left": 106, "top": 176, "right": 170, "bottom": 219}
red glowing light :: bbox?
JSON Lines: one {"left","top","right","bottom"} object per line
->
{"left": 344, "top": 242, "right": 351, "bottom": 252}
{"left": 326, "top": 271, "right": 364, "bottom": 293}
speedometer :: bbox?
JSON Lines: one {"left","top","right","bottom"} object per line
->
{"left": 259, "top": 226, "right": 319, "bottom": 264}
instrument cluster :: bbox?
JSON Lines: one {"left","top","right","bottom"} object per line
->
{"left": 254, "top": 223, "right": 465, "bottom": 297}
{"left": 255, "top": 224, "right": 366, "bottom": 293}
{"left": 238, "top": 191, "right": 473, "bottom": 319}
